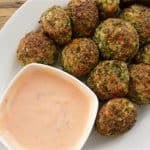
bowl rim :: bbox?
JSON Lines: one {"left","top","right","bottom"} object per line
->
{"left": 0, "top": 63, "right": 99, "bottom": 150}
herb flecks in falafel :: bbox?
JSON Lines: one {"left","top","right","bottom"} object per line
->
{"left": 87, "top": 60, "right": 129, "bottom": 100}
{"left": 17, "top": 32, "right": 57, "bottom": 66}
{"left": 94, "top": 18, "right": 139, "bottom": 61}
{"left": 66, "top": 0, "right": 99, "bottom": 37}
{"left": 40, "top": 6, "right": 72, "bottom": 45}
{"left": 134, "top": 44, "right": 150, "bottom": 65}
{"left": 61, "top": 38, "right": 99, "bottom": 77}
{"left": 96, "top": 0, "right": 120, "bottom": 19}
{"left": 120, "top": 4, "right": 150, "bottom": 45}
{"left": 96, "top": 98, "right": 137, "bottom": 136}
{"left": 129, "top": 64, "right": 150, "bottom": 104}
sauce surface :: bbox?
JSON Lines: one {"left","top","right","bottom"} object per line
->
{"left": 0, "top": 67, "right": 91, "bottom": 150}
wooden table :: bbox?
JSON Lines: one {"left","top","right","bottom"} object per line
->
{"left": 0, "top": 0, "right": 26, "bottom": 29}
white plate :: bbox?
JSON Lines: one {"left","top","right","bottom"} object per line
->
{"left": 0, "top": 0, "right": 150, "bottom": 150}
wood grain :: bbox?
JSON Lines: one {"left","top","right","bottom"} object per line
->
{"left": 0, "top": 0, "right": 26, "bottom": 29}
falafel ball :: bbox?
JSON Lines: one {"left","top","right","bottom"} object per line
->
{"left": 94, "top": 18, "right": 139, "bottom": 61}
{"left": 17, "top": 32, "right": 57, "bottom": 66}
{"left": 134, "top": 44, "right": 150, "bottom": 65}
{"left": 96, "top": 98, "right": 137, "bottom": 136}
{"left": 120, "top": 4, "right": 150, "bottom": 45}
{"left": 96, "top": 0, "right": 120, "bottom": 19}
{"left": 61, "top": 38, "right": 99, "bottom": 77}
{"left": 87, "top": 60, "right": 129, "bottom": 100}
{"left": 40, "top": 6, "right": 72, "bottom": 45}
{"left": 66, "top": 0, "right": 99, "bottom": 37}
{"left": 129, "top": 64, "right": 150, "bottom": 104}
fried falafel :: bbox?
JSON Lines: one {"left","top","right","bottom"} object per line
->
{"left": 120, "top": 4, "right": 150, "bottom": 45}
{"left": 96, "top": 98, "right": 137, "bottom": 136}
{"left": 87, "top": 60, "right": 129, "bottom": 100}
{"left": 94, "top": 18, "right": 139, "bottom": 61}
{"left": 66, "top": 0, "right": 99, "bottom": 37}
{"left": 40, "top": 6, "right": 72, "bottom": 45}
{"left": 129, "top": 64, "right": 150, "bottom": 104}
{"left": 17, "top": 32, "right": 57, "bottom": 65}
{"left": 61, "top": 38, "right": 99, "bottom": 77}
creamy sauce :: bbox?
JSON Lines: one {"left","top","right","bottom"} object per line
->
{"left": 0, "top": 67, "right": 91, "bottom": 150}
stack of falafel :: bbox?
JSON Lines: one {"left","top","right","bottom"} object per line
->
{"left": 17, "top": 0, "right": 150, "bottom": 137}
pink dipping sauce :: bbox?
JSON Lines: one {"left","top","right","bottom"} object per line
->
{"left": 0, "top": 66, "right": 93, "bottom": 150}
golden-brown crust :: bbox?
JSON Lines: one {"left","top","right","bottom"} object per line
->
{"left": 120, "top": 4, "right": 150, "bottom": 45}
{"left": 61, "top": 38, "right": 99, "bottom": 77}
{"left": 129, "top": 64, "right": 150, "bottom": 104}
{"left": 66, "top": 0, "right": 99, "bottom": 37}
{"left": 17, "top": 32, "right": 57, "bottom": 65}
{"left": 96, "top": 98, "right": 137, "bottom": 136}
{"left": 94, "top": 18, "right": 139, "bottom": 61}
{"left": 40, "top": 6, "right": 72, "bottom": 45}
{"left": 96, "top": 0, "right": 120, "bottom": 19}
{"left": 87, "top": 60, "right": 129, "bottom": 100}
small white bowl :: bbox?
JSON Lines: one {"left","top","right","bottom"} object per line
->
{"left": 0, "top": 63, "right": 99, "bottom": 150}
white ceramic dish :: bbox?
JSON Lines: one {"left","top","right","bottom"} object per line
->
{"left": 0, "top": 63, "right": 99, "bottom": 150}
{"left": 0, "top": 0, "right": 150, "bottom": 150}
